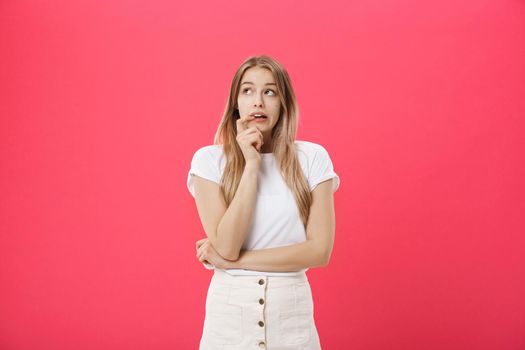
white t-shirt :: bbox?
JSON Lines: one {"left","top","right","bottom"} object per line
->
{"left": 187, "top": 140, "right": 340, "bottom": 276}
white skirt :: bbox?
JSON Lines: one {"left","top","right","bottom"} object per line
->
{"left": 199, "top": 268, "right": 322, "bottom": 350}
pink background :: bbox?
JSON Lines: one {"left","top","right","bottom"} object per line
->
{"left": 1, "top": 0, "right": 524, "bottom": 349}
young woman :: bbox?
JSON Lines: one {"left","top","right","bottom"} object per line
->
{"left": 187, "top": 55, "right": 340, "bottom": 349}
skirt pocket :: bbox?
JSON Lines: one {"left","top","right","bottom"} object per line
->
{"left": 278, "top": 308, "right": 312, "bottom": 346}
{"left": 294, "top": 281, "right": 314, "bottom": 312}
{"left": 203, "top": 284, "right": 243, "bottom": 346}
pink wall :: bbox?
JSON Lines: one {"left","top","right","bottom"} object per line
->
{"left": 1, "top": 0, "right": 524, "bottom": 349}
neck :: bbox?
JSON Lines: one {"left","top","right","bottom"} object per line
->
{"left": 261, "top": 133, "right": 273, "bottom": 153}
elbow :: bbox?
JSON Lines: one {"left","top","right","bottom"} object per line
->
{"left": 310, "top": 240, "right": 332, "bottom": 268}
{"left": 221, "top": 249, "right": 240, "bottom": 262}
{"left": 319, "top": 256, "right": 329, "bottom": 268}
{"left": 213, "top": 241, "right": 240, "bottom": 261}
{"left": 213, "top": 226, "right": 241, "bottom": 261}
{"left": 318, "top": 249, "right": 331, "bottom": 267}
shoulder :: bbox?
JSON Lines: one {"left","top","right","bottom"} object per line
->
{"left": 193, "top": 144, "right": 223, "bottom": 155}
{"left": 187, "top": 145, "right": 225, "bottom": 196}
{"left": 191, "top": 144, "right": 224, "bottom": 161}
{"left": 294, "top": 139, "right": 337, "bottom": 172}
{"left": 294, "top": 140, "right": 339, "bottom": 192}
{"left": 294, "top": 139, "right": 334, "bottom": 172}
{"left": 189, "top": 144, "right": 227, "bottom": 178}
{"left": 294, "top": 140, "right": 330, "bottom": 156}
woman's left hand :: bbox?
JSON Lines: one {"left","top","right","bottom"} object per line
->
{"left": 196, "top": 238, "right": 233, "bottom": 270}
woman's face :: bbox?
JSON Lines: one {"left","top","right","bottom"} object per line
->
{"left": 237, "top": 66, "right": 281, "bottom": 138}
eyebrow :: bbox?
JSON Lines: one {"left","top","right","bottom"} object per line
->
{"left": 241, "top": 82, "right": 277, "bottom": 86}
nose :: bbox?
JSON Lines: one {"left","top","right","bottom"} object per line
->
{"left": 253, "top": 92, "right": 263, "bottom": 107}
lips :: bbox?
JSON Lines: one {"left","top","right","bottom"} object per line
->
{"left": 250, "top": 112, "right": 267, "bottom": 118}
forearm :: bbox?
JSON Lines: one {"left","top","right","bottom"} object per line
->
{"left": 227, "top": 240, "right": 327, "bottom": 272}
{"left": 213, "top": 163, "right": 259, "bottom": 260}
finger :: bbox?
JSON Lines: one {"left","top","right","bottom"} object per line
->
{"left": 244, "top": 133, "right": 263, "bottom": 151}
{"left": 197, "top": 241, "right": 210, "bottom": 255}
{"left": 196, "top": 238, "right": 207, "bottom": 248}
{"left": 238, "top": 126, "right": 259, "bottom": 138}
{"left": 240, "top": 115, "right": 255, "bottom": 124}
{"left": 197, "top": 250, "right": 204, "bottom": 261}
{"left": 198, "top": 253, "right": 209, "bottom": 264}
{"left": 236, "top": 115, "right": 255, "bottom": 133}
{"left": 240, "top": 134, "right": 262, "bottom": 147}
{"left": 257, "top": 129, "right": 264, "bottom": 144}
{"left": 237, "top": 132, "right": 258, "bottom": 146}
{"left": 243, "top": 128, "right": 264, "bottom": 146}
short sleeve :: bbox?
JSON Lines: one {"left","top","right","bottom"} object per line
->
{"left": 187, "top": 147, "right": 221, "bottom": 198}
{"left": 308, "top": 145, "right": 340, "bottom": 192}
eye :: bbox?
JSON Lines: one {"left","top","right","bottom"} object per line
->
{"left": 242, "top": 88, "right": 277, "bottom": 96}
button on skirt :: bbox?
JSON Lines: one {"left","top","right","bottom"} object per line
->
{"left": 199, "top": 268, "right": 322, "bottom": 350}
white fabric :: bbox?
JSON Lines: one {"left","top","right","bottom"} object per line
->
{"left": 199, "top": 269, "right": 321, "bottom": 349}
{"left": 187, "top": 140, "right": 340, "bottom": 276}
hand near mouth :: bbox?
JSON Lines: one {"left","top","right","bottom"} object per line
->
{"left": 236, "top": 115, "right": 264, "bottom": 165}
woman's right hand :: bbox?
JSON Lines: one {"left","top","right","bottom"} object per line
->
{"left": 236, "top": 115, "right": 264, "bottom": 165}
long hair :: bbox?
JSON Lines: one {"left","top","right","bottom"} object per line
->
{"left": 213, "top": 55, "right": 312, "bottom": 226}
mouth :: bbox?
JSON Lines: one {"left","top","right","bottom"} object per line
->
{"left": 250, "top": 112, "right": 268, "bottom": 119}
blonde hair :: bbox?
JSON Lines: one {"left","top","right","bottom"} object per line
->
{"left": 213, "top": 55, "right": 312, "bottom": 226}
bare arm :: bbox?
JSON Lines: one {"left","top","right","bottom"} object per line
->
{"left": 193, "top": 161, "right": 260, "bottom": 261}
{"left": 225, "top": 178, "right": 336, "bottom": 271}
{"left": 214, "top": 162, "right": 259, "bottom": 260}
{"left": 226, "top": 240, "right": 325, "bottom": 272}
{"left": 192, "top": 114, "right": 265, "bottom": 261}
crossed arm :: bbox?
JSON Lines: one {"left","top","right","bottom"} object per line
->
{"left": 226, "top": 239, "right": 328, "bottom": 272}
{"left": 193, "top": 175, "right": 336, "bottom": 272}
